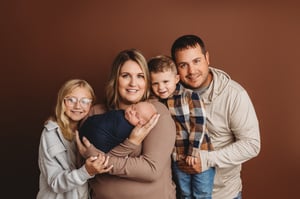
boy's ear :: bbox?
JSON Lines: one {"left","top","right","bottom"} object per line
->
{"left": 175, "top": 74, "right": 180, "bottom": 84}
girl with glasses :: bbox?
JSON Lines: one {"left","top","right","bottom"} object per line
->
{"left": 37, "top": 79, "right": 113, "bottom": 199}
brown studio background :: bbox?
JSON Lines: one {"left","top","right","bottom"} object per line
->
{"left": 1, "top": 1, "right": 299, "bottom": 198}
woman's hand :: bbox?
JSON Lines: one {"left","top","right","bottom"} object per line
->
{"left": 85, "top": 154, "right": 113, "bottom": 176}
{"left": 128, "top": 113, "right": 160, "bottom": 145}
{"left": 75, "top": 130, "right": 103, "bottom": 158}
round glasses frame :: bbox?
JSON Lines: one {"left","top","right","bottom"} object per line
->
{"left": 64, "top": 97, "right": 92, "bottom": 108}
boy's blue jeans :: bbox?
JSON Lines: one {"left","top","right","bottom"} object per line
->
{"left": 234, "top": 192, "right": 242, "bottom": 199}
{"left": 172, "top": 162, "right": 215, "bottom": 199}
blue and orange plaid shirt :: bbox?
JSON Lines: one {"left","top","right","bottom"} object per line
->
{"left": 165, "top": 83, "right": 213, "bottom": 161}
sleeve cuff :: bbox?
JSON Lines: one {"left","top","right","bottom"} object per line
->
{"left": 199, "top": 150, "right": 209, "bottom": 171}
{"left": 79, "top": 165, "right": 94, "bottom": 180}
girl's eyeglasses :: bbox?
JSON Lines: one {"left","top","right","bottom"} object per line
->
{"left": 64, "top": 97, "right": 92, "bottom": 108}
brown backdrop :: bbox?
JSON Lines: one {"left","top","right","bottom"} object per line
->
{"left": 1, "top": 1, "right": 299, "bottom": 198}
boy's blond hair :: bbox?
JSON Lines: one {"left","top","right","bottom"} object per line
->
{"left": 148, "top": 55, "right": 177, "bottom": 74}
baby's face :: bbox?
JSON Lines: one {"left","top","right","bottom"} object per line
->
{"left": 150, "top": 70, "right": 179, "bottom": 99}
{"left": 124, "top": 102, "right": 155, "bottom": 126}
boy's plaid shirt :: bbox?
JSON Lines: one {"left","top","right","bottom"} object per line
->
{"left": 166, "top": 83, "right": 213, "bottom": 161}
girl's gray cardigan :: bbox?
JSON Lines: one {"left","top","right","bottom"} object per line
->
{"left": 36, "top": 120, "right": 93, "bottom": 199}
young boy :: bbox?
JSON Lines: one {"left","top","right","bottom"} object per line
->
{"left": 148, "top": 55, "right": 215, "bottom": 199}
{"left": 79, "top": 101, "right": 157, "bottom": 153}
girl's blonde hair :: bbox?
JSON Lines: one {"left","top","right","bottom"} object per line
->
{"left": 51, "top": 79, "right": 96, "bottom": 141}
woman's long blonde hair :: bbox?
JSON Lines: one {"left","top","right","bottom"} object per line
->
{"left": 51, "top": 79, "right": 96, "bottom": 141}
{"left": 105, "top": 49, "right": 150, "bottom": 110}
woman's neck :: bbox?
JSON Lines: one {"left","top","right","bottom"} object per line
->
{"left": 118, "top": 103, "right": 130, "bottom": 110}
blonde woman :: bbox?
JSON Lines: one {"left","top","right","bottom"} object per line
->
{"left": 76, "top": 49, "right": 176, "bottom": 199}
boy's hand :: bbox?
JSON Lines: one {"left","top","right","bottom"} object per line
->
{"left": 186, "top": 155, "right": 199, "bottom": 166}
